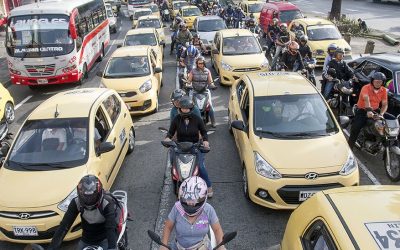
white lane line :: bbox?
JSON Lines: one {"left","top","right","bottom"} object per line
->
{"left": 105, "top": 39, "right": 117, "bottom": 57}
{"left": 345, "top": 8, "right": 359, "bottom": 12}
{"left": 343, "top": 129, "right": 381, "bottom": 185}
{"left": 118, "top": 26, "right": 122, "bottom": 31}
{"left": 15, "top": 95, "right": 33, "bottom": 110}
{"left": 311, "top": 11, "right": 325, "bottom": 15}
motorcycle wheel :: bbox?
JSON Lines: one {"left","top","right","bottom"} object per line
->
{"left": 384, "top": 149, "right": 400, "bottom": 182}
{"left": 118, "top": 230, "right": 129, "bottom": 250}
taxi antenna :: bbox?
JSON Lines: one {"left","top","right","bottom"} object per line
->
{"left": 54, "top": 104, "right": 59, "bottom": 118}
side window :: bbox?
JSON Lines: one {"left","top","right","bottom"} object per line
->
{"left": 102, "top": 95, "right": 121, "bottom": 125}
{"left": 361, "top": 61, "right": 380, "bottom": 78}
{"left": 213, "top": 34, "right": 219, "bottom": 47}
{"left": 236, "top": 80, "right": 246, "bottom": 101}
{"left": 95, "top": 107, "right": 111, "bottom": 142}
{"left": 240, "top": 89, "right": 249, "bottom": 123}
{"left": 379, "top": 67, "right": 393, "bottom": 82}
{"left": 302, "top": 220, "right": 337, "bottom": 250}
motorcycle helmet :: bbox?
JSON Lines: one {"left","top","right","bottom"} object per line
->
{"left": 295, "top": 30, "right": 304, "bottom": 40}
{"left": 370, "top": 72, "right": 386, "bottom": 90}
{"left": 176, "top": 16, "right": 182, "bottom": 23}
{"left": 227, "top": 4, "right": 232, "bottom": 9}
{"left": 187, "top": 45, "right": 197, "bottom": 57}
{"left": 77, "top": 175, "right": 104, "bottom": 210}
{"left": 327, "top": 43, "right": 338, "bottom": 56}
{"left": 193, "top": 33, "right": 200, "bottom": 39}
{"left": 179, "top": 23, "right": 187, "bottom": 30}
{"left": 196, "top": 56, "right": 206, "bottom": 67}
{"left": 170, "top": 89, "right": 186, "bottom": 104}
{"left": 299, "top": 35, "right": 308, "bottom": 44}
{"left": 327, "top": 68, "right": 337, "bottom": 79}
{"left": 279, "top": 23, "right": 287, "bottom": 31}
{"left": 288, "top": 41, "right": 299, "bottom": 55}
{"left": 179, "top": 176, "right": 208, "bottom": 217}
{"left": 272, "top": 18, "right": 279, "bottom": 25}
{"left": 178, "top": 96, "right": 194, "bottom": 118}
{"left": 249, "top": 13, "right": 254, "bottom": 18}
{"left": 213, "top": 4, "right": 218, "bottom": 9}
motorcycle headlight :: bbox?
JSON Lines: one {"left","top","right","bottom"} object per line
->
{"left": 339, "top": 151, "right": 358, "bottom": 176}
{"left": 139, "top": 80, "right": 152, "bottom": 93}
{"left": 58, "top": 188, "right": 78, "bottom": 212}
{"left": 221, "top": 61, "right": 233, "bottom": 71}
{"left": 260, "top": 58, "right": 269, "bottom": 69}
{"left": 254, "top": 152, "right": 281, "bottom": 179}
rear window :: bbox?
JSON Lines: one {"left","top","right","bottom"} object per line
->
{"left": 279, "top": 10, "right": 303, "bottom": 23}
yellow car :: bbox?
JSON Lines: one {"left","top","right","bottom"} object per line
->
{"left": 228, "top": 72, "right": 359, "bottom": 210}
{"left": 99, "top": 46, "right": 163, "bottom": 114}
{"left": 0, "top": 88, "right": 135, "bottom": 243}
{"left": 280, "top": 185, "right": 400, "bottom": 249}
{"left": 135, "top": 15, "right": 166, "bottom": 44}
{"left": 171, "top": 0, "right": 188, "bottom": 19}
{"left": 147, "top": 3, "right": 161, "bottom": 18}
{"left": 240, "top": 1, "right": 264, "bottom": 21}
{"left": 289, "top": 18, "right": 352, "bottom": 66}
{"left": 179, "top": 6, "right": 202, "bottom": 30}
{"left": 123, "top": 28, "right": 165, "bottom": 59}
{"left": 0, "top": 83, "right": 15, "bottom": 123}
{"left": 131, "top": 8, "right": 152, "bottom": 27}
{"left": 211, "top": 29, "right": 269, "bottom": 86}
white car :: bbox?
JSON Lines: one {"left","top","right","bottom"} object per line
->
{"left": 105, "top": 3, "right": 118, "bottom": 33}
{"left": 193, "top": 16, "right": 227, "bottom": 54}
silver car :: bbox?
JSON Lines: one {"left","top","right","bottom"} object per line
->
{"left": 193, "top": 16, "right": 227, "bottom": 54}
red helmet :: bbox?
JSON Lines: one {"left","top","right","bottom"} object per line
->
{"left": 77, "top": 175, "right": 104, "bottom": 210}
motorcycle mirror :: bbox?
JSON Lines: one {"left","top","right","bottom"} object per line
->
{"left": 339, "top": 116, "right": 351, "bottom": 129}
{"left": 147, "top": 230, "right": 172, "bottom": 250}
{"left": 29, "top": 244, "right": 45, "bottom": 250}
{"left": 212, "top": 231, "right": 237, "bottom": 250}
{"left": 161, "top": 140, "right": 176, "bottom": 148}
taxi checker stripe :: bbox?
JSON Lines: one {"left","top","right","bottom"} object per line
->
{"left": 326, "top": 194, "right": 360, "bottom": 250}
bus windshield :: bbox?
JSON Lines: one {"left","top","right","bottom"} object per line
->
{"left": 6, "top": 14, "right": 74, "bottom": 58}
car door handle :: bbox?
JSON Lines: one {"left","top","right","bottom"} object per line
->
{"left": 113, "top": 137, "right": 116, "bottom": 144}
{"left": 231, "top": 95, "right": 233, "bottom": 100}
{"left": 124, "top": 113, "right": 127, "bottom": 118}
{"left": 235, "top": 114, "right": 238, "bottom": 119}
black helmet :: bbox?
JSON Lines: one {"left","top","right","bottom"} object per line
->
{"left": 327, "top": 68, "right": 337, "bottom": 78}
{"left": 370, "top": 72, "right": 386, "bottom": 83}
{"left": 249, "top": 13, "right": 254, "bottom": 18}
{"left": 327, "top": 43, "right": 338, "bottom": 55}
{"left": 77, "top": 175, "right": 103, "bottom": 210}
{"left": 334, "top": 47, "right": 344, "bottom": 57}
{"left": 299, "top": 35, "right": 308, "bottom": 43}
{"left": 170, "top": 89, "right": 185, "bottom": 103}
{"left": 178, "top": 96, "right": 194, "bottom": 118}
{"left": 228, "top": 4, "right": 232, "bottom": 8}
{"left": 193, "top": 33, "right": 200, "bottom": 39}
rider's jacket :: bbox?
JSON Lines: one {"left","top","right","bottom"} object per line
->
{"left": 191, "top": 67, "right": 210, "bottom": 88}
{"left": 299, "top": 44, "right": 312, "bottom": 59}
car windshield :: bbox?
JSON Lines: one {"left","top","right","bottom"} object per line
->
{"left": 6, "top": 118, "right": 89, "bottom": 171}
{"left": 279, "top": 10, "right": 303, "bottom": 23}
{"left": 222, "top": 36, "right": 261, "bottom": 55}
{"left": 106, "top": 9, "right": 114, "bottom": 18}
{"left": 198, "top": 19, "right": 226, "bottom": 32}
{"left": 105, "top": 56, "right": 150, "bottom": 77}
{"left": 137, "top": 19, "right": 161, "bottom": 28}
{"left": 174, "top": 2, "right": 188, "bottom": 9}
{"left": 129, "top": 0, "right": 151, "bottom": 4}
{"left": 248, "top": 3, "right": 263, "bottom": 13}
{"left": 124, "top": 33, "right": 157, "bottom": 46}
{"left": 134, "top": 10, "right": 152, "bottom": 19}
{"left": 6, "top": 14, "right": 74, "bottom": 58}
{"left": 253, "top": 94, "right": 338, "bottom": 138}
{"left": 149, "top": 5, "right": 159, "bottom": 12}
{"left": 307, "top": 24, "right": 342, "bottom": 41}
{"left": 183, "top": 8, "right": 201, "bottom": 16}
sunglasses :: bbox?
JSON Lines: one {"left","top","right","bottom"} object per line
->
{"left": 197, "top": 62, "right": 205, "bottom": 65}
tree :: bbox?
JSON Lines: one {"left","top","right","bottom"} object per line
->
{"left": 329, "top": 0, "right": 342, "bottom": 21}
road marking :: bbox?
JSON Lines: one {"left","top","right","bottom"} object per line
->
{"left": 311, "top": 11, "right": 325, "bottom": 15}
{"left": 175, "top": 64, "right": 179, "bottom": 89}
{"left": 105, "top": 38, "right": 117, "bottom": 57}
{"left": 345, "top": 8, "right": 359, "bottom": 12}
{"left": 15, "top": 95, "right": 33, "bottom": 110}
{"left": 343, "top": 129, "right": 381, "bottom": 185}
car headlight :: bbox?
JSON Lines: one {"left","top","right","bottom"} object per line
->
{"left": 339, "top": 151, "right": 358, "bottom": 176}
{"left": 139, "top": 80, "right": 152, "bottom": 93}
{"left": 261, "top": 58, "right": 269, "bottom": 69}
{"left": 58, "top": 188, "right": 78, "bottom": 212}
{"left": 221, "top": 61, "right": 233, "bottom": 71}
{"left": 313, "top": 49, "right": 324, "bottom": 56}
{"left": 254, "top": 152, "right": 281, "bottom": 179}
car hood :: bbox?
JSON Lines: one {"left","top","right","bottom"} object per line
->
{"left": 252, "top": 132, "right": 349, "bottom": 173}
{"left": 221, "top": 53, "right": 266, "bottom": 68}
{"left": 0, "top": 166, "right": 86, "bottom": 208}
{"left": 309, "top": 39, "right": 351, "bottom": 53}
{"left": 183, "top": 16, "right": 197, "bottom": 23}
{"left": 102, "top": 75, "right": 152, "bottom": 92}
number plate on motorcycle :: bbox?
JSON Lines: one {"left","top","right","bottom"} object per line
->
{"left": 365, "top": 221, "right": 400, "bottom": 249}
{"left": 299, "top": 191, "right": 317, "bottom": 201}
{"left": 13, "top": 226, "right": 38, "bottom": 236}
{"left": 37, "top": 78, "right": 48, "bottom": 84}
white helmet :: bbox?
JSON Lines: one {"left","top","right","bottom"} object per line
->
{"left": 178, "top": 177, "right": 208, "bottom": 216}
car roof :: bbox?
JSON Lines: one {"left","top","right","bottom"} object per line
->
{"left": 28, "top": 88, "right": 110, "bottom": 119}
{"left": 125, "top": 27, "right": 157, "bottom": 35}
{"left": 294, "top": 17, "right": 333, "bottom": 26}
{"left": 137, "top": 15, "right": 160, "bottom": 20}
{"left": 244, "top": 1, "right": 264, "bottom": 4}
{"left": 134, "top": 8, "right": 152, "bottom": 12}
{"left": 263, "top": 1, "right": 299, "bottom": 11}
{"left": 219, "top": 29, "right": 253, "bottom": 37}
{"left": 181, "top": 5, "right": 198, "bottom": 9}
{"left": 360, "top": 53, "right": 400, "bottom": 71}
{"left": 244, "top": 72, "right": 317, "bottom": 97}
{"left": 321, "top": 185, "right": 400, "bottom": 249}
{"left": 111, "top": 46, "right": 150, "bottom": 57}
{"left": 196, "top": 16, "right": 224, "bottom": 21}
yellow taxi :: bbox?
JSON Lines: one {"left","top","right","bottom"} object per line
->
{"left": 0, "top": 88, "right": 135, "bottom": 243}
{"left": 289, "top": 18, "right": 352, "bottom": 66}
{"left": 240, "top": 1, "right": 264, "bottom": 21}
{"left": 211, "top": 29, "right": 269, "bottom": 86}
{"left": 123, "top": 28, "right": 165, "bottom": 59}
{"left": 0, "top": 83, "right": 15, "bottom": 123}
{"left": 147, "top": 3, "right": 161, "bottom": 18}
{"left": 179, "top": 5, "right": 202, "bottom": 30}
{"left": 131, "top": 8, "right": 152, "bottom": 27}
{"left": 280, "top": 185, "right": 400, "bottom": 249}
{"left": 171, "top": 0, "right": 188, "bottom": 19}
{"left": 98, "top": 46, "right": 163, "bottom": 114}
{"left": 134, "top": 15, "right": 166, "bottom": 45}
{"left": 228, "top": 72, "right": 359, "bottom": 209}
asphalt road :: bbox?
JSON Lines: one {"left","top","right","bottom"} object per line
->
{"left": 0, "top": 3, "right": 396, "bottom": 250}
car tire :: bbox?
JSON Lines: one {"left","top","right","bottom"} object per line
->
{"left": 127, "top": 127, "right": 135, "bottom": 154}
{"left": 97, "top": 44, "right": 105, "bottom": 62}
{"left": 152, "top": 99, "right": 159, "bottom": 114}
{"left": 77, "top": 63, "right": 88, "bottom": 85}
{"left": 228, "top": 109, "right": 233, "bottom": 135}
{"left": 4, "top": 102, "right": 15, "bottom": 123}
{"left": 243, "top": 166, "right": 250, "bottom": 200}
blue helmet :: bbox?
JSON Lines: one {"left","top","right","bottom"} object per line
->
{"left": 187, "top": 45, "right": 197, "bottom": 57}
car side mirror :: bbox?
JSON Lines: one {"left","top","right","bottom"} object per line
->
{"left": 96, "top": 71, "right": 103, "bottom": 77}
{"left": 339, "top": 116, "right": 350, "bottom": 129}
{"left": 160, "top": 40, "right": 165, "bottom": 46}
{"left": 262, "top": 46, "right": 268, "bottom": 51}
{"left": 154, "top": 67, "right": 162, "bottom": 73}
{"left": 212, "top": 48, "right": 219, "bottom": 54}
{"left": 117, "top": 44, "right": 122, "bottom": 48}
{"left": 231, "top": 120, "right": 248, "bottom": 132}
{"left": 97, "top": 142, "right": 115, "bottom": 155}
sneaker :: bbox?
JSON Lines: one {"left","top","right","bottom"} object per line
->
{"left": 211, "top": 122, "right": 217, "bottom": 128}
{"left": 207, "top": 187, "right": 213, "bottom": 198}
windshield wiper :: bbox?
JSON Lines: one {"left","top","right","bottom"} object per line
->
{"left": 286, "top": 132, "right": 328, "bottom": 137}
{"left": 256, "top": 130, "right": 292, "bottom": 138}
{"left": 8, "top": 160, "right": 66, "bottom": 171}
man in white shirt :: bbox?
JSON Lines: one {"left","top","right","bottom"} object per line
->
{"left": 42, "top": 128, "right": 67, "bottom": 151}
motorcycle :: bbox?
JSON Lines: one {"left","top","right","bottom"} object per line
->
{"left": 303, "top": 57, "right": 317, "bottom": 85}
{"left": 225, "top": 15, "right": 234, "bottom": 28}
{"left": 29, "top": 190, "right": 131, "bottom": 250}
{"left": 351, "top": 111, "right": 400, "bottom": 181}
{"left": 148, "top": 229, "right": 237, "bottom": 250}
{"left": 0, "top": 121, "right": 12, "bottom": 165}
{"left": 327, "top": 79, "right": 354, "bottom": 117}
{"left": 162, "top": 9, "right": 170, "bottom": 22}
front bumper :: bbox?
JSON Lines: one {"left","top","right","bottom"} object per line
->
{"left": 247, "top": 168, "right": 359, "bottom": 209}
{"left": 119, "top": 88, "right": 158, "bottom": 115}
{"left": 10, "top": 70, "right": 80, "bottom": 86}
{"left": 218, "top": 66, "right": 268, "bottom": 86}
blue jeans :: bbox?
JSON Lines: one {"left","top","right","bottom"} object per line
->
{"left": 323, "top": 80, "right": 335, "bottom": 99}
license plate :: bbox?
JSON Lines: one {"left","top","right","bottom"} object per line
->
{"left": 13, "top": 226, "right": 38, "bottom": 236}
{"left": 37, "top": 78, "right": 48, "bottom": 84}
{"left": 299, "top": 190, "right": 318, "bottom": 201}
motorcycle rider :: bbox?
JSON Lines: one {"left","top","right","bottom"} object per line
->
{"left": 266, "top": 18, "right": 280, "bottom": 54}
{"left": 180, "top": 44, "right": 200, "bottom": 73}
{"left": 211, "top": 4, "right": 221, "bottom": 16}
{"left": 348, "top": 72, "right": 388, "bottom": 150}
{"left": 271, "top": 23, "right": 291, "bottom": 70}
{"left": 170, "top": 89, "right": 201, "bottom": 122}
{"left": 176, "top": 23, "right": 193, "bottom": 52}
{"left": 192, "top": 33, "right": 207, "bottom": 54}
{"left": 223, "top": 4, "right": 234, "bottom": 26}
{"left": 165, "top": 97, "right": 214, "bottom": 196}
{"left": 320, "top": 43, "right": 338, "bottom": 93}
{"left": 161, "top": 177, "right": 225, "bottom": 250}
{"left": 298, "top": 35, "right": 312, "bottom": 59}
{"left": 170, "top": 17, "right": 183, "bottom": 55}
{"left": 233, "top": 6, "right": 245, "bottom": 28}
{"left": 187, "top": 56, "right": 217, "bottom": 128}
{"left": 278, "top": 41, "right": 304, "bottom": 71}
{"left": 48, "top": 175, "right": 120, "bottom": 250}
{"left": 323, "top": 47, "right": 354, "bottom": 99}
{"left": 201, "top": 0, "right": 209, "bottom": 14}
{"left": 245, "top": 13, "right": 256, "bottom": 29}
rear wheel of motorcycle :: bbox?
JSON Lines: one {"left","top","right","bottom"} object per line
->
{"left": 384, "top": 150, "right": 400, "bottom": 182}
{"left": 118, "top": 229, "right": 129, "bottom": 250}
{"left": 242, "top": 166, "right": 250, "bottom": 200}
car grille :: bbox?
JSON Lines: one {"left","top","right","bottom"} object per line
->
{"left": 0, "top": 225, "right": 59, "bottom": 240}
{"left": 233, "top": 67, "right": 261, "bottom": 72}
{"left": 118, "top": 91, "right": 137, "bottom": 98}
{"left": 281, "top": 172, "right": 339, "bottom": 178}
{"left": 0, "top": 210, "right": 58, "bottom": 220}
{"left": 277, "top": 183, "right": 343, "bottom": 205}
{"left": 25, "top": 64, "right": 56, "bottom": 76}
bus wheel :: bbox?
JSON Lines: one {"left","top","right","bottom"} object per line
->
{"left": 77, "top": 63, "right": 88, "bottom": 85}
{"left": 97, "top": 44, "right": 104, "bottom": 62}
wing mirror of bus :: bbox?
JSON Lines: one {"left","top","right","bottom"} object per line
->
{"left": 117, "top": 44, "right": 122, "bottom": 48}
{"left": 154, "top": 67, "right": 162, "bottom": 73}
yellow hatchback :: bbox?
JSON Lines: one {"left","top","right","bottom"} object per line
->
{"left": 240, "top": 1, "right": 264, "bottom": 21}
{"left": 0, "top": 88, "right": 135, "bottom": 243}
{"left": 280, "top": 185, "right": 400, "bottom": 249}
{"left": 131, "top": 8, "right": 152, "bottom": 27}
{"left": 147, "top": 3, "right": 161, "bottom": 18}
{"left": 171, "top": 0, "right": 188, "bottom": 19}
{"left": 0, "top": 83, "right": 15, "bottom": 123}
{"left": 179, "top": 6, "right": 202, "bottom": 30}
{"left": 228, "top": 72, "right": 359, "bottom": 209}
{"left": 135, "top": 15, "right": 166, "bottom": 44}
{"left": 99, "top": 46, "right": 163, "bottom": 114}
{"left": 211, "top": 29, "right": 269, "bottom": 86}
{"left": 123, "top": 28, "right": 165, "bottom": 59}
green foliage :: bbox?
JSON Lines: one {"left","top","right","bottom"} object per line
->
{"left": 333, "top": 16, "right": 370, "bottom": 36}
